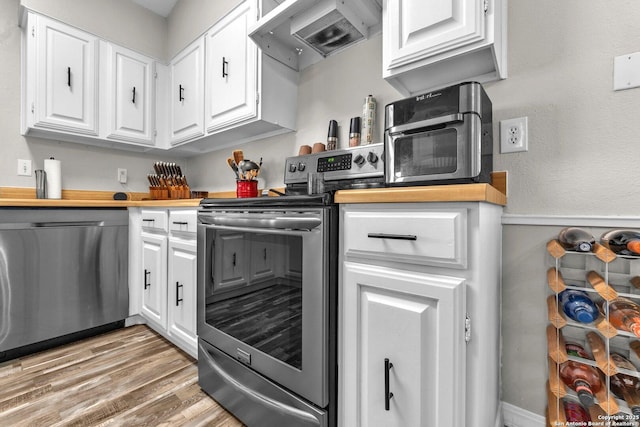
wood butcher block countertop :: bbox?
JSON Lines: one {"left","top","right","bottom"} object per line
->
{"left": 0, "top": 188, "right": 202, "bottom": 208}
{"left": 334, "top": 182, "right": 506, "bottom": 205}
{"left": 335, "top": 171, "right": 507, "bottom": 206}
{"left": 0, "top": 172, "right": 507, "bottom": 207}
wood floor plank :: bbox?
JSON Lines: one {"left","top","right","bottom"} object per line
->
{"left": 0, "top": 325, "right": 244, "bottom": 426}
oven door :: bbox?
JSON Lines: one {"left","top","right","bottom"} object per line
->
{"left": 385, "top": 113, "right": 482, "bottom": 184}
{"left": 197, "top": 209, "right": 331, "bottom": 408}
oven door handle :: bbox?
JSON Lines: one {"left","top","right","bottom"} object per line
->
{"left": 201, "top": 215, "right": 322, "bottom": 231}
{"left": 199, "top": 342, "right": 322, "bottom": 426}
{"left": 387, "top": 113, "right": 464, "bottom": 136}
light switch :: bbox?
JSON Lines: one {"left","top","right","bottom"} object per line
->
{"left": 613, "top": 52, "right": 640, "bottom": 91}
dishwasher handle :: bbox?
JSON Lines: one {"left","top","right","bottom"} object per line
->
{"left": 0, "top": 221, "right": 106, "bottom": 230}
{"left": 33, "top": 221, "right": 105, "bottom": 228}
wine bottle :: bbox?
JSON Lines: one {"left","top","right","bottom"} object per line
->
{"left": 609, "top": 352, "right": 640, "bottom": 417}
{"left": 563, "top": 399, "right": 592, "bottom": 422}
{"left": 558, "top": 227, "right": 595, "bottom": 252}
{"left": 559, "top": 289, "right": 599, "bottom": 323}
{"left": 605, "top": 297, "right": 640, "bottom": 337}
{"left": 559, "top": 343, "right": 602, "bottom": 407}
{"left": 601, "top": 229, "right": 640, "bottom": 256}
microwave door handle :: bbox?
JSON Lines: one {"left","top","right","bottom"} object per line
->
{"left": 388, "top": 113, "right": 465, "bottom": 136}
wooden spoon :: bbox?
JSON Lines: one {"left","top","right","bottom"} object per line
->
{"left": 233, "top": 150, "right": 244, "bottom": 165}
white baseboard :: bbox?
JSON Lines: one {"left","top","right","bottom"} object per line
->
{"left": 502, "top": 402, "right": 545, "bottom": 427}
{"left": 502, "top": 214, "right": 640, "bottom": 227}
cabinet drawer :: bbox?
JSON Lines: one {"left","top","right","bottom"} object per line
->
{"left": 169, "top": 210, "right": 197, "bottom": 234}
{"left": 343, "top": 209, "right": 467, "bottom": 268}
{"left": 141, "top": 210, "right": 168, "bottom": 232}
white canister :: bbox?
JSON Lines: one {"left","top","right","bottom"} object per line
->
{"left": 44, "top": 157, "right": 62, "bottom": 199}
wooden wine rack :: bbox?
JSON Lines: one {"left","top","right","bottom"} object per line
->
{"left": 546, "top": 238, "right": 640, "bottom": 426}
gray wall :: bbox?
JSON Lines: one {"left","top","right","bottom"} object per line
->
{"left": 1, "top": 0, "right": 639, "bottom": 419}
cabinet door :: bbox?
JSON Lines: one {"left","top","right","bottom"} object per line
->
{"left": 213, "top": 232, "right": 248, "bottom": 292}
{"left": 205, "top": 1, "right": 257, "bottom": 132}
{"left": 341, "top": 262, "right": 466, "bottom": 427}
{"left": 167, "top": 237, "right": 197, "bottom": 358}
{"left": 103, "top": 42, "right": 155, "bottom": 145}
{"left": 29, "top": 13, "right": 98, "bottom": 135}
{"left": 170, "top": 37, "right": 205, "bottom": 145}
{"left": 250, "top": 234, "right": 275, "bottom": 282}
{"left": 384, "top": 0, "right": 486, "bottom": 72}
{"left": 141, "top": 232, "right": 167, "bottom": 329}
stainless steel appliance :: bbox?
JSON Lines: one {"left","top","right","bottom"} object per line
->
{"left": 0, "top": 209, "right": 129, "bottom": 360}
{"left": 384, "top": 81, "right": 493, "bottom": 185}
{"left": 197, "top": 144, "right": 384, "bottom": 427}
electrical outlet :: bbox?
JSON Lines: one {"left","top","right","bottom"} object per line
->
{"left": 117, "top": 168, "right": 127, "bottom": 184}
{"left": 500, "top": 117, "right": 529, "bottom": 153}
{"left": 17, "top": 159, "right": 32, "bottom": 176}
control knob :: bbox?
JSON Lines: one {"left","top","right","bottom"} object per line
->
{"left": 288, "top": 163, "right": 297, "bottom": 173}
{"left": 354, "top": 154, "right": 366, "bottom": 167}
{"left": 367, "top": 152, "right": 379, "bottom": 164}
{"left": 298, "top": 162, "right": 306, "bottom": 171}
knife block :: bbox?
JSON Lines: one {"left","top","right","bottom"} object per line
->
{"left": 169, "top": 184, "right": 191, "bottom": 199}
{"left": 149, "top": 184, "right": 191, "bottom": 200}
{"left": 149, "top": 186, "right": 169, "bottom": 200}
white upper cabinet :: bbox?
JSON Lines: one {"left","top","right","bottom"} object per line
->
{"left": 383, "top": 0, "right": 507, "bottom": 95}
{"left": 101, "top": 42, "right": 155, "bottom": 146}
{"left": 23, "top": 11, "right": 98, "bottom": 136}
{"left": 206, "top": 1, "right": 256, "bottom": 132}
{"left": 20, "top": 1, "right": 297, "bottom": 153}
{"left": 170, "top": 37, "right": 205, "bottom": 146}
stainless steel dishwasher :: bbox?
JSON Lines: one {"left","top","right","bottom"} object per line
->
{"left": 0, "top": 208, "right": 129, "bottom": 358}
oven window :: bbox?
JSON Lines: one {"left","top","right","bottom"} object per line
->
{"left": 205, "top": 231, "right": 303, "bottom": 370}
{"left": 394, "top": 128, "right": 458, "bottom": 178}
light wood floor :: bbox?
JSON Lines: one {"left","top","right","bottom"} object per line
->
{"left": 0, "top": 325, "right": 244, "bottom": 426}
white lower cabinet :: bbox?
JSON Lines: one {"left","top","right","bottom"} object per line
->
{"left": 141, "top": 231, "right": 168, "bottom": 329}
{"left": 167, "top": 236, "right": 197, "bottom": 354}
{"left": 339, "top": 202, "right": 503, "bottom": 427}
{"left": 134, "top": 208, "right": 197, "bottom": 358}
{"left": 342, "top": 262, "right": 466, "bottom": 427}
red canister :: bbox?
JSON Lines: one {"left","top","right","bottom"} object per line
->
{"left": 236, "top": 180, "right": 258, "bottom": 198}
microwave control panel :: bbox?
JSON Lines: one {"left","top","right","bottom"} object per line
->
{"left": 284, "top": 143, "right": 384, "bottom": 184}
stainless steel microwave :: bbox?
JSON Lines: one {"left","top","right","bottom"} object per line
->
{"left": 384, "top": 82, "right": 493, "bottom": 185}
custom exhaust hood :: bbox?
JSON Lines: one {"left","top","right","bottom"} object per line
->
{"left": 249, "top": 0, "right": 381, "bottom": 71}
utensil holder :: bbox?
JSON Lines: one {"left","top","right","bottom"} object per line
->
{"left": 236, "top": 180, "right": 258, "bottom": 198}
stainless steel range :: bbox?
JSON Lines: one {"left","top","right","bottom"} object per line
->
{"left": 197, "top": 144, "right": 383, "bottom": 427}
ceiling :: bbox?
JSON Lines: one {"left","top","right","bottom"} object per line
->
{"left": 131, "top": 0, "right": 178, "bottom": 17}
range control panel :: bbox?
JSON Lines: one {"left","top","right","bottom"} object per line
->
{"left": 284, "top": 143, "right": 384, "bottom": 184}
